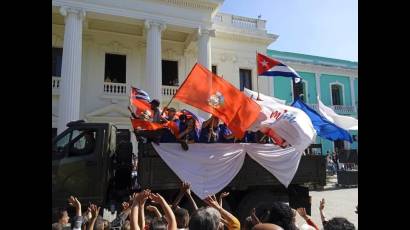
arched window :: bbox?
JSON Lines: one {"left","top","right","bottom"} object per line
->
{"left": 331, "top": 84, "right": 343, "bottom": 105}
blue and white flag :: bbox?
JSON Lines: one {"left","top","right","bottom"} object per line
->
{"left": 291, "top": 98, "right": 353, "bottom": 142}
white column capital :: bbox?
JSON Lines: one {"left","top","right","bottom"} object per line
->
{"left": 59, "top": 6, "right": 86, "bottom": 20}
{"left": 198, "top": 27, "right": 215, "bottom": 37}
{"left": 144, "top": 20, "right": 166, "bottom": 31}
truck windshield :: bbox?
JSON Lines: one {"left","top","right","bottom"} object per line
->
{"left": 52, "top": 129, "right": 93, "bottom": 160}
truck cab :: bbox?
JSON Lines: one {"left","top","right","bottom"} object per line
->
{"left": 52, "top": 121, "right": 118, "bottom": 216}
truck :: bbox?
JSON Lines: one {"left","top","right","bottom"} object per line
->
{"left": 52, "top": 120, "right": 326, "bottom": 222}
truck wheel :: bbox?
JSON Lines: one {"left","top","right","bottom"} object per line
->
{"left": 237, "top": 190, "right": 288, "bottom": 223}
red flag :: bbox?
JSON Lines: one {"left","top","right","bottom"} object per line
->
{"left": 131, "top": 119, "right": 164, "bottom": 130}
{"left": 257, "top": 52, "right": 280, "bottom": 75}
{"left": 166, "top": 121, "right": 180, "bottom": 137}
{"left": 129, "top": 87, "right": 153, "bottom": 118}
{"left": 174, "top": 63, "right": 261, "bottom": 138}
{"left": 131, "top": 117, "right": 180, "bottom": 137}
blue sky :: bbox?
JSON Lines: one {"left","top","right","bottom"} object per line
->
{"left": 220, "top": 0, "right": 358, "bottom": 62}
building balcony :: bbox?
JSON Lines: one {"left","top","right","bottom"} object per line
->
{"left": 52, "top": 77, "right": 178, "bottom": 102}
{"left": 162, "top": 85, "right": 178, "bottom": 101}
{"left": 213, "top": 13, "right": 266, "bottom": 31}
{"left": 103, "top": 82, "right": 128, "bottom": 97}
{"left": 308, "top": 104, "right": 356, "bottom": 114}
{"left": 331, "top": 105, "right": 356, "bottom": 114}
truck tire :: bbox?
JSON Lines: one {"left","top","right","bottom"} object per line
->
{"left": 237, "top": 190, "right": 288, "bottom": 223}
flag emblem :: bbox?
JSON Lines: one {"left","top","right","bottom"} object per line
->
{"left": 208, "top": 91, "right": 225, "bottom": 108}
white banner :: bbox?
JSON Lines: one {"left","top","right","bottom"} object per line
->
{"left": 248, "top": 99, "right": 316, "bottom": 153}
{"left": 153, "top": 143, "right": 302, "bottom": 199}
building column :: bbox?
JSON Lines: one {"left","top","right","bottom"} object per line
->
{"left": 57, "top": 7, "right": 86, "bottom": 134}
{"left": 349, "top": 76, "right": 357, "bottom": 112}
{"left": 197, "top": 27, "right": 215, "bottom": 118}
{"left": 145, "top": 20, "right": 166, "bottom": 102}
{"left": 197, "top": 27, "right": 215, "bottom": 70}
{"left": 315, "top": 73, "right": 321, "bottom": 101}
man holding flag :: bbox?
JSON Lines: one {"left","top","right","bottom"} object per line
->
{"left": 174, "top": 63, "right": 261, "bottom": 139}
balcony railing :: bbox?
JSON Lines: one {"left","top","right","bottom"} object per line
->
{"left": 103, "top": 82, "right": 128, "bottom": 96}
{"left": 213, "top": 13, "right": 265, "bottom": 30}
{"left": 308, "top": 104, "right": 356, "bottom": 114}
{"left": 232, "top": 15, "right": 257, "bottom": 29}
{"left": 53, "top": 79, "right": 179, "bottom": 102}
{"left": 162, "top": 85, "right": 178, "bottom": 99}
{"left": 52, "top": 76, "right": 60, "bottom": 94}
{"left": 331, "top": 105, "right": 356, "bottom": 113}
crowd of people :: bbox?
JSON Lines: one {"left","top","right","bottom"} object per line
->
{"left": 325, "top": 150, "right": 357, "bottom": 175}
{"left": 52, "top": 182, "right": 356, "bottom": 230}
{"left": 132, "top": 99, "right": 285, "bottom": 151}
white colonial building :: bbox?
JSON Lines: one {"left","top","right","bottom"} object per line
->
{"left": 52, "top": 0, "right": 277, "bottom": 147}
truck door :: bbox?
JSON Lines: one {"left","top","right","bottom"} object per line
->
{"left": 53, "top": 128, "right": 103, "bottom": 205}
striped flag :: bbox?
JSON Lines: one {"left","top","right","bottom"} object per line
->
{"left": 257, "top": 53, "right": 302, "bottom": 83}
{"left": 129, "top": 86, "right": 153, "bottom": 119}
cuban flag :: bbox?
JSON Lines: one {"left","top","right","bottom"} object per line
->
{"left": 131, "top": 86, "right": 151, "bottom": 102}
{"left": 257, "top": 53, "right": 302, "bottom": 83}
{"left": 129, "top": 86, "right": 153, "bottom": 118}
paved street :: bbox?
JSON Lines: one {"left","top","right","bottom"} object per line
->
{"left": 295, "top": 186, "right": 358, "bottom": 229}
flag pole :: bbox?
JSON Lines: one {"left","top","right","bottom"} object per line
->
{"left": 256, "top": 50, "right": 260, "bottom": 100}
{"left": 161, "top": 63, "right": 200, "bottom": 115}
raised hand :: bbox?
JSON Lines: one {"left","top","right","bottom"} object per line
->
{"left": 150, "top": 193, "right": 165, "bottom": 204}
{"left": 88, "top": 204, "right": 101, "bottom": 230}
{"left": 251, "top": 208, "right": 256, "bottom": 216}
{"left": 131, "top": 192, "right": 144, "bottom": 207}
{"left": 319, "top": 198, "right": 325, "bottom": 211}
{"left": 204, "top": 195, "right": 221, "bottom": 209}
{"left": 68, "top": 196, "right": 81, "bottom": 208}
{"left": 68, "top": 196, "right": 82, "bottom": 216}
{"left": 250, "top": 208, "right": 261, "bottom": 225}
{"left": 141, "top": 189, "right": 151, "bottom": 204}
{"left": 296, "top": 207, "right": 308, "bottom": 219}
{"left": 89, "top": 204, "right": 101, "bottom": 219}
{"left": 211, "top": 195, "right": 217, "bottom": 202}
{"left": 181, "top": 182, "right": 191, "bottom": 195}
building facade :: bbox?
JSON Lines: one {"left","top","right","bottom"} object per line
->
{"left": 267, "top": 50, "right": 358, "bottom": 154}
{"left": 52, "top": 0, "right": 277, "bottom": 152}
{"left": 52, "top": 0, "right": 357, "bottom": 154}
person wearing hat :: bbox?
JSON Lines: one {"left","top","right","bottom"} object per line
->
{"left": 150, "top": 99, "right": 162, "bottom": 123}
{"left": 166, "top": 107, "right": 178, "bottom": 122}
